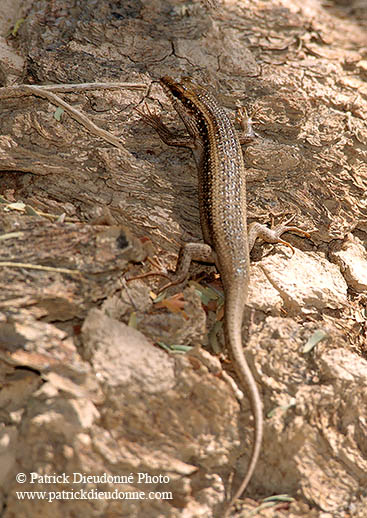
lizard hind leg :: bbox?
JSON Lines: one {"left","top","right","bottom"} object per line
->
{"left": 248, "top": 215, "right": 310, "bottom": 255}
{"left": 159, "top": 241, "right": 214, "bottom": 293}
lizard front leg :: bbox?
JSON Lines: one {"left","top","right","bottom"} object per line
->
{"left": 136, "top": 103, "right": 194, "bottom": 149}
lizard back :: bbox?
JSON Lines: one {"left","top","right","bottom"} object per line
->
{"left": 160, "top": 77, "right": 250, "bottom": 288}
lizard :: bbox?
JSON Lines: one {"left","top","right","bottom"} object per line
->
{"left": 137, "top": 76, "right": 309, "bottom": 515}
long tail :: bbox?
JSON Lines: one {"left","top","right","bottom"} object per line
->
{"left": 223, "top": 286, "right": 263, "bottom": 516}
